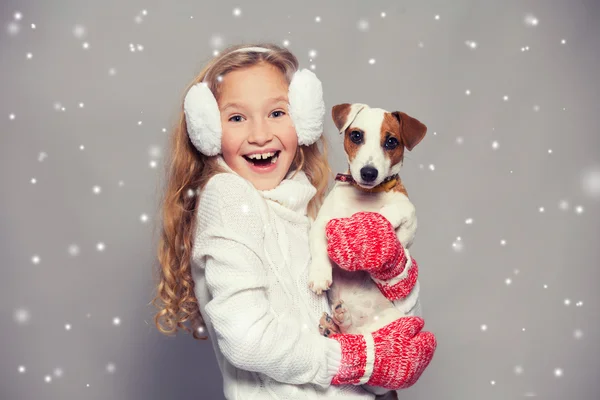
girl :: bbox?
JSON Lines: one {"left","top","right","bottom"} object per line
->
{"left": 152, "top": 43, "right": 436, "bottom": 399}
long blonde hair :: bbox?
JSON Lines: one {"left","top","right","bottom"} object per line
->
{"left": 151, "top": 43, "right": 332, "bottom": 340}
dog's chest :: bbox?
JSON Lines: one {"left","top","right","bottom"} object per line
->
{"left": 328, "top": 184, "right": 393, "bottom": 217}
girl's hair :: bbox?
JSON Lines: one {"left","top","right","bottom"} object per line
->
{"left": 151, "top": 43, "right": 332, "bottom": 340}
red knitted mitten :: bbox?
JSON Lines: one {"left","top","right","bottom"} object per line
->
{"left": 326, "top": 211, "right": 418, "bottom": 301}
{"left": 330, "top": 317, "right": 436, "bottom": 389}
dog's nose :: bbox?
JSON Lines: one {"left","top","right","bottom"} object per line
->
{"left": 360, "top": 166, "right": 378, "bottom": 182}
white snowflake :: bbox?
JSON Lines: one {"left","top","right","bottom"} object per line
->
{"left": 581, "top": 166, "right": 600, "bottom": 198}
{"left": 524, "top": 14, "right": 539, "bottom": 26}
{"left": 357, "top": 19, "right": 369, "bottom": 31}
{"left": 452, "top": 236, "right": 463, "bottom": 252}
{"left": 73, "top": 24, "right": 86, "bottom": 39}
{"left": 465, "top": 40, "right": 477, "bottom": 49}
{"left": 14, "top": 308, "right": 31, "bottom": 324}
{"left": 68, "top": 244, "right": 80, "bottom": 256}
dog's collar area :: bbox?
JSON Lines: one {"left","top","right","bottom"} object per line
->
{"left": 335, "top": 173, "right": 399, "bottom": 193}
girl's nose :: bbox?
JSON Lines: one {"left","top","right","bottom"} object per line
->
{"left": 247, "top": 118, "right": 274, "bottom": 145}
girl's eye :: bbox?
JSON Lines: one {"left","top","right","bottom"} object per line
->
{"left": 271, "top": 110, "right": 286, "bottom": 118}
{"left": 228, "top": 115, "right": 244, "bottom": 122}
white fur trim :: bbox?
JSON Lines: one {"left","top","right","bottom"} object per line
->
{"left": 339, "top": 103, "right": 368, "bottom": 133}
{"left": 359, "top": 332, "right": 376, "bottom": 385}
{"left": 184, "top": 82, "right": 222, "bottom": 156}
{"left": 288, "top": 69, "right": 325, "bottom": 146}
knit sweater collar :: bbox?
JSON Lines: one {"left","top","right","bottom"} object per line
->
{"left": 216, "top": 156, "right": 316, "bottom": 216}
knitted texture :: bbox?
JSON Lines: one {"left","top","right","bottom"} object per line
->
{"left": 375, "top": 258, "right": 419, "bottom": 301}
{"left": 326, "top": 212, "right": 405, "bottom": 280}
{"left": 330, "top": 334, "right": 367, "bottom": 385}
{"left": 367, "top": 317, "right": 436, "bottom": 389}
{"left": 330, "top": 317, "right": 436, "bottom": 390}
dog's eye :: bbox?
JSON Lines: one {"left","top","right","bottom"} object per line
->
{"left": 384, "top": 137, "right": 399, "bottom": 150}
{"left": 350, "top": 130, "right": 363, "bottom": 144}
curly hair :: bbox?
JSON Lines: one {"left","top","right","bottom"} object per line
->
{"left": 151, "top": 43, "right": 332, "bottom": 340}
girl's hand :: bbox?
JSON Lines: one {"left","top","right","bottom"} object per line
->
{"left": 330, "top": 316, "right": 436, "bottom": 390}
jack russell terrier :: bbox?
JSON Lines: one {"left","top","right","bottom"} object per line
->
{"left": 308, "top": 103, "right": 427, "bottom": 338}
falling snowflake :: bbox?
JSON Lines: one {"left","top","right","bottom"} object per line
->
{"left": 210, "top": 34, "right": 224, "bottom": 49}
{"left": 232, "top": 8, "right": 242, "bottom": 17}
{"left": 73, "top": 24, "right": 86, "bottom": 39}
{"left": 113, "top": 317, "right": 121, "bottom": 325}
{"left": 581, "top": 166, "right": 600, "bottom": 198}
{"left": 7, "top": 22, "right": 20, "bottom": 36}
{"left": 68, "top": 244, "right": 80, "bottom": 256}
{"left": 465, "top": 40, "right": 477, "bottom": 49}
{"left": 524, "top": 14, "right": 539, "bottom": 26}
{"left": 452, "top": 236, "right": 464, "bottom": 252}
{"left": 514, "top": 365, "right": 524, "bottom": 375}
{"left": 357, "top": 19, "right": 369, "bottom": 31}
{"left": 14, "top": 308, "right": 31, "bottom": 324}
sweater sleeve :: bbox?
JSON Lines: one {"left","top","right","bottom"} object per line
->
{"left": 193, "top": 173, "right": 342, "bottom": 387}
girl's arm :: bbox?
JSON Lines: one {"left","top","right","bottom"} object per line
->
{"left": 193, "top": 173, "right": 341, "bottom": 387}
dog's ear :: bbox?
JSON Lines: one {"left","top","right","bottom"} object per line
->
{"left": 392, "top": 111, "right": 427, "bottom": 151}
{"left": 332, "top": 103, "right": 368, "bottom": 133}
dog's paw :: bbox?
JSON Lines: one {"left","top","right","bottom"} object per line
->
{"left": 318, "top": 312, "right": 340, "bottom": 337}
{"left": 332, "top": 299, "right": 353, "bottom": 330}
{"left": 308, "top": 262, "right": 332, "bottom": 295}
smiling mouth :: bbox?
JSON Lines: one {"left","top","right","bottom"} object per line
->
{"left": 243, "top": 151, "right": 280, "bottom": 166}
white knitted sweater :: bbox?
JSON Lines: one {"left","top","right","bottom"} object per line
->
{"left": 191, "top": 157, "right": 422, "bottom": 399}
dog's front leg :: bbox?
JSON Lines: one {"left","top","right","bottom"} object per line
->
{"left": 308, "top": 215, "right": 333, "bottom": 295}
{"left": 379, "top": 200, "right": 417, "bottom": 249}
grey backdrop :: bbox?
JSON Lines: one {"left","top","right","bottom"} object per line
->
{"left": 1, "top": 0, "right": 599, "bottom": 399}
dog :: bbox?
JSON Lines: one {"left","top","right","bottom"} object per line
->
{"left": 308, "top": 103, "right": 427, "bottom": 396}
{"left": 308, "top": 102, "right": 427, "bottom": 330}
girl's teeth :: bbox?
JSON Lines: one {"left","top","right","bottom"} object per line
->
{"left": 248, "top": 152, "right": 274, "bottom": 160}
{"left": 270, "top": 155, "right": 278, "bottom": 164}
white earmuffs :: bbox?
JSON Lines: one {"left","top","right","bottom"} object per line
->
{"left": 183, "top": 47, "right": 326, "bottom": 156}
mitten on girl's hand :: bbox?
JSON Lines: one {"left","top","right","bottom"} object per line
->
{"left": 325, "top": 211, "right": 418, "bottom": 301}
{"left": 330, "top": 316, "right": 436, "bottom": 390}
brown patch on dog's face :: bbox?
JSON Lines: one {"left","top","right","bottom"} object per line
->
{"left": 392, "top": 111, "right": 427, "bottom": 151}
{"left": 331, "top": 103, "right": 352, "bottom": 131}
{"left": 381, "top": 112, "right": 405, "bottom": 167}
{"left": 343, "top": 126, "right": 363, "bottom": 163}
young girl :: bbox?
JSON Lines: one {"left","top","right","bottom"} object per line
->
{"left": 152, "top": 43, "right": 436, "bottom": 399}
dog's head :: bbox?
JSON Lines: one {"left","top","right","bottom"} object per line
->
{"left": 332, "top": 103, "right": 427, "bottom": 188}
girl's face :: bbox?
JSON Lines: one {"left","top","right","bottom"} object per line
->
{"left": 217, "top": 63, "right": 298, "bottom": 191}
